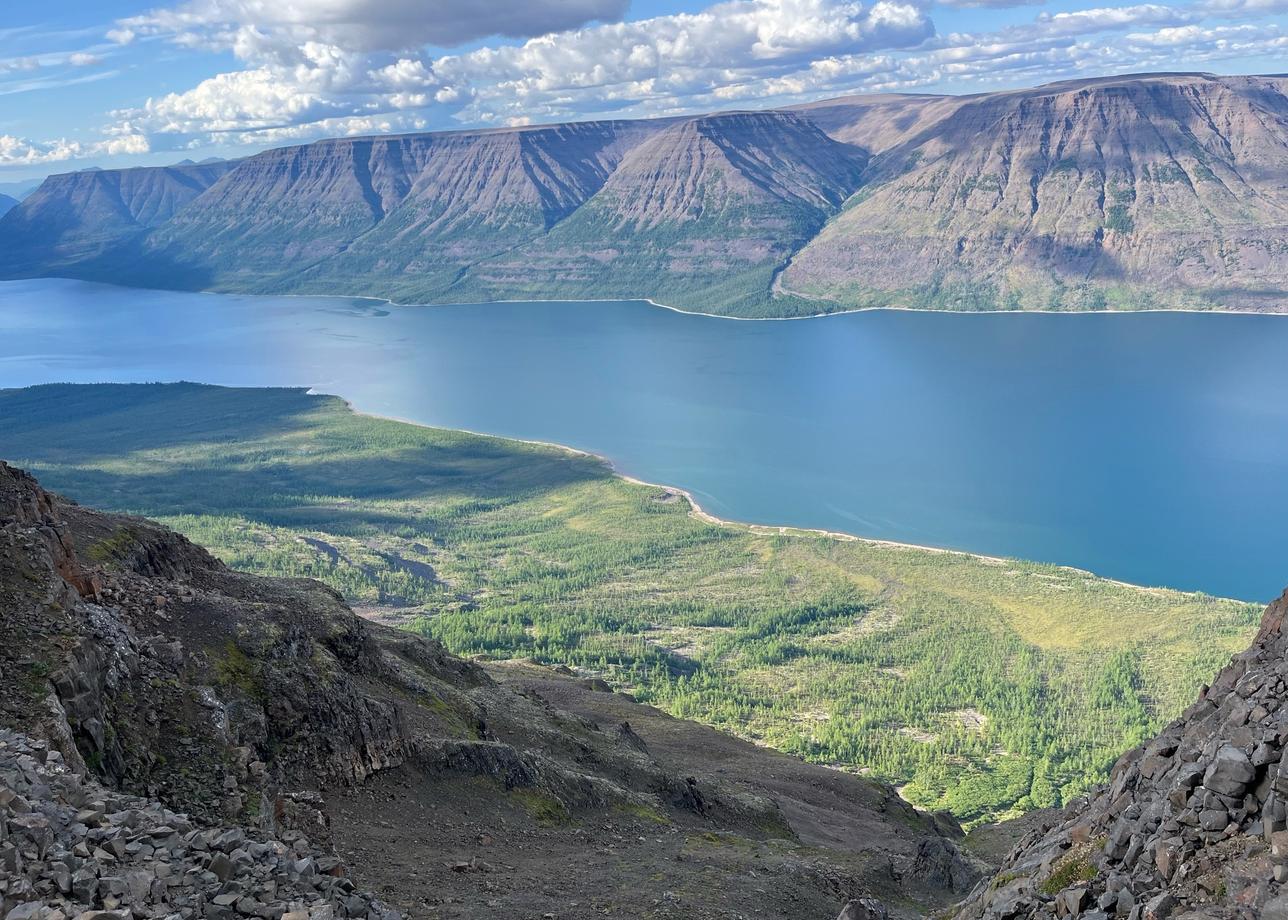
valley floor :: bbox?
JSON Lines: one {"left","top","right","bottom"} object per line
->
{"left": 0, "top": 382, "right": 1262, "bottom": 827}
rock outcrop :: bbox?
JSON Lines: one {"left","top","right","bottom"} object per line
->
{"left": 0, "top": 729, "right": 400, "bottom": 920}
{"left": 952, "top": 588, "right": 1288, "bottom": 919}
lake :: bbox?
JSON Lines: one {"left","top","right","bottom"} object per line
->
{"left": 1, "top": 277, "right": 1285, "bottom": 601}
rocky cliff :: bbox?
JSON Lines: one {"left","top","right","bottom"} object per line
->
{"left": 4, "top": 72, "right": 1287, "bottom": 315}
{"left": 783, "top": 73, "right": 1288, "bottom": 312}
{"left": 0, "top": 162, "right": 235, "bottom": 277}
{"left": 140, "top": 120, "right": 668, "bottom": 294}
{"left": 458, "top": 110, "right": 866, "bottom": 312}
{"left": 0, "top": 462, "right": 974, "bottom": 918}
{"left": 951, "top": 587, "right": 1288, "bottom": 920}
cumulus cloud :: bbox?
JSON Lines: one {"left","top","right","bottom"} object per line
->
{"left": 115, "top": 0, "right": 632, "bottom": 52}
{"left": 113, "top": 0, "right": 935, "bottom": 140}
{"left": 0, "top": 133, "right": 149, "bottom": 166}
{"left": 10, "top": 0, "right": 1288, "bottom": 168}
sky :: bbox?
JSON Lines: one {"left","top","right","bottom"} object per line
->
{"left": 1, "top": 0, "right": 1286, "bottom": 182}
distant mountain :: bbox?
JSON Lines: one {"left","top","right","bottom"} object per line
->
{"left": 0, "top": 194, "right": 16, "bottom": 218}
{"left": 143, "top": 119, "right": 668, "bottom": 294}
{"left": 0, "top": 160, "right": 237, "bottom": 276}
{"left": 782, "top": 73, "right": 1288, "bottom": 312}
{"left": 453, "top": 112, "right": 866, "bottom": 312}
{"left": 2, "top": 72, "right": 1287, "bottom": 315}
{"left": 0, "top": 178, "right": 43, "bottom": 201}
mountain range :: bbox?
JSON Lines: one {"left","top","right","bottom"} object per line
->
{"left": 2, "top": 72, "right": 1287, "bottom": 316}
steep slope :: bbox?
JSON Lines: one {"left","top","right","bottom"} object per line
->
{"left": 0, "top": 161, "right": 235, "bottom": 277}
{"left": 784, "top": 74, "right": 1288, "bottom": 312}
{"left": 0, "top": 194, "right": 16, "bottom": 218}
{"left": 953, "top": 587, "right": 1288, "bottom": 919}
{"left": 0, "top": 460, "right": 971, "bottom": 919}
{"left": 788, "top": 91, "right": 968, "bottom": 153}
{"left": 458, "top": 111, "right": 867, "bottom": 314}
{"left": 0, "top": 729, "right": 403, "bottom": 920}
{"left": 136, "top": 120, "right": 668, "bottom": 294}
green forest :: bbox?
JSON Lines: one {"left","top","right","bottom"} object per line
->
{"left": 0, "top": 382, "right": 1261, "bottom": 826}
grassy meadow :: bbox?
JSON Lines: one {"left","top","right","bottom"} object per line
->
{"left": 0, "top": 382, "right": 1261, "bottom": 826}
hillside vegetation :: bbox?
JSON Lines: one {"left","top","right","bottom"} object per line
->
{"left": 0, "top": 382, "right": 1261, "bottom": 825}
{"left": 3, "top": 74, "right": 1288, "bottom": 315}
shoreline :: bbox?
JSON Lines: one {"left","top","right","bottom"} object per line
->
{"left": 267, "top": 290, "right": 1288, "bottom": 323}
{"left": 11, "top": 275, "right": 1288, "bottom": 323}
{"left": 325, "top": 390, "right": 1245, "bottom": 604}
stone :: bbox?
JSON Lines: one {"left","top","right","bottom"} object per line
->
{"left": 1203, "top": 746, "right": 1256, "bottom": 797}
{"left": 1198, "top": 808, "right": 1229, "bottom": 831}
{"left": 5, "top": 905, "right": 46, "bottom": 920}
{"left": 1264, "top": 892, "right": 1288, "bottom": 920}
{"left": 1142, "top": 892, "right": 1175, "bottom": 920}
{"left": 1056, "top": 886, "right": 1089, "bottom": 917}
{"left": 209, "top": 852, "right": 235, "bottom": 881}
{"left": 836, "top": 899, "right": 888, "bottom": 920}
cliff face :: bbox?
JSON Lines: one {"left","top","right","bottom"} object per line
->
{"left": 783, "top": 74, "right": 1288, "bottom": 311}
{"left": 0, "top": 162, "right": 235, "bottom": 276}
{"left": 953, "top": 588, "right": 1288, "bottom": 920}
{"left": 141, "top": 120, "right": 667, "bottom": 292}
{"left": 0, "top": 461, "right": 971, "bottom": 918}
{"left": 458, "top": 111, "right": 866, "bottom": 312}
{"left": 3, "top": 73, "right": 1287, "bottom": 315}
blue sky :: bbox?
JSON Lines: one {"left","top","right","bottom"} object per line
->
{"left": 3, "top": 0, "right": 1286, "bottom": 182}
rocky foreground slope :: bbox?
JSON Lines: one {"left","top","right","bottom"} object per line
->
{"left": 953, "top": 588, "right": 1288, "bottom": 920}
{"left": 3, "top": 72, "right": 1287, "bottom": 315}
{"left": 0, "top": 461, "right": 978, "bottom": 919}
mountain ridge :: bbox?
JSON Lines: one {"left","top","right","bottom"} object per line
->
{"left": 3, "top": 72, "right": 1287, "bottom": 316}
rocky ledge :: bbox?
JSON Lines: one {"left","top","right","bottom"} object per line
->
{"left": 0, "top": 729, "right": 398, "bottom": 920}
{"left": 953, "top": 590, "right": 1288, "bottom": 920}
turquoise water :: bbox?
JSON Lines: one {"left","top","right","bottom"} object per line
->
{"left": 1, "top": 277, "right": 1286, "bottom": 601}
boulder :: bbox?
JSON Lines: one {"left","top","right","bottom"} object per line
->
{"left": 836, "top": 898, "right": 889, "bottom": 920}
{"left": 1203, "top": 746, "right": 1255, "bottom": 797}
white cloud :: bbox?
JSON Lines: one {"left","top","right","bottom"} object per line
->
{"left": 115, "top": 0, "right": 632, "bottom": 52}
{"left": 7, "top": 0, "right": 1287, "bottom": 169}
{"left": 112, "top": 0, "right": 935, "bottom": 141}
{"left": 0, "top": 133, "right": 149, "bottom": 166}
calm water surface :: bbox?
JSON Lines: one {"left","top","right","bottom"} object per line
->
{"left": 1, "top": 277, "right": 1286, "bottom": 601}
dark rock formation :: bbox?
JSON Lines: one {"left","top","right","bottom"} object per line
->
{"left": 952, "top": 588, "right": 1288, "bottom": 919}
{"left": 0, "top": 729, "right": 400, "bottom": 920}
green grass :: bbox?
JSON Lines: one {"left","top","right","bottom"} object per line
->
{"left": 0, "top": 382, "right": 1262, "bottom": 826}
